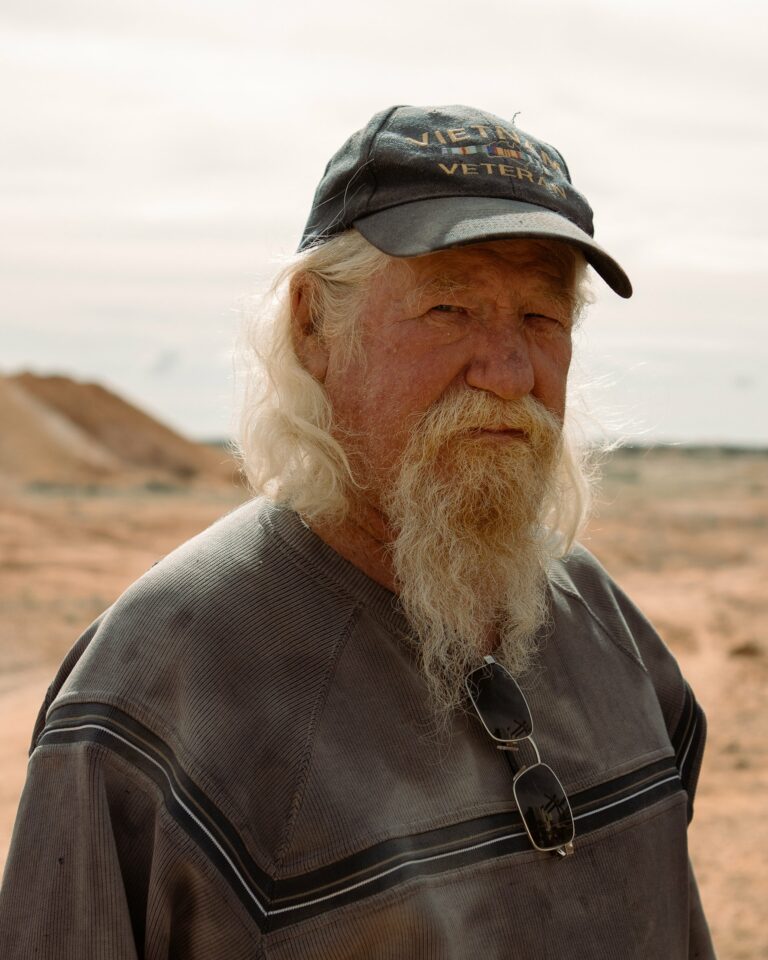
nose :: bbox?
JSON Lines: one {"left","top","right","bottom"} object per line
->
{"left": 463, "top": 327, "right": 535, "bottom": 400}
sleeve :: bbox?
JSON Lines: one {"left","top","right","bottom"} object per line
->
{"left": 689, "top": 859, "right": 718, "bottom": 959}
{"left": 596, "top": 570, "right": 717, "bottom": 956}
{"left": 0, "top": 740, "right": 262, "bottom": 959}
{"left": 0, "top": 744, "right": 144, "bottom": 959}
{"left": 561, "top": 547, "right": 718, "bottom": 958}
{"left": 669, "top": 680, "right": 707, "bottom": 824}
{"left": 607, "top": 575, "right": 707, "bottom": 823}
{"left": 562, "top": 545, "right": 708, "bottom": 823}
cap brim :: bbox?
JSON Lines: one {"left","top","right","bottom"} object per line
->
{"left": 353, "top": 196, "right": 632, "bottom": 299}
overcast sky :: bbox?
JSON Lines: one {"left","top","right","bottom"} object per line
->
{"left": 2, "top": 0, "right": 766, "bottom": 443}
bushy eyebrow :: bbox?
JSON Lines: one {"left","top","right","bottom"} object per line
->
{"left": 527, "top": 286, "right": 580, "bottom": 319}
{"left": 403, "top": 270, "right": 578, "bottom": 317}
{"left": 403, "top": 275, "right": 471, "bottom": 308}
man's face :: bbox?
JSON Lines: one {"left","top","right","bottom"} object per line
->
{"left": 304, "top": 237, "right": 579, "bottom": 712}
{"left": 321, "top": 239, "right": 576, "bottom": 505}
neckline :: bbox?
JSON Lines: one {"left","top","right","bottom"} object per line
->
{"left": 258, "top": 501, "right": 411, "bottom": 635}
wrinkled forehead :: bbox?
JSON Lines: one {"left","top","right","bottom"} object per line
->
{"left": 385, "top": 238, "right": 579, "bottom": 304}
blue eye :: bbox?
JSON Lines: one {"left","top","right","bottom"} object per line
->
{"left": 431, "top": 304, "right": 464, "bottom": 314}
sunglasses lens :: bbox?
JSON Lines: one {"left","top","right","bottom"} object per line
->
{"left": 468, "top": 662, "right": 533, "bottom": 741}
{"left": 513, "top": 763, "right": 574, "bottom": 851}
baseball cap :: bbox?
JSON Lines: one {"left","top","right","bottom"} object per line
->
{"left": 299, "top": 104, "right": 632, "bottom": 298}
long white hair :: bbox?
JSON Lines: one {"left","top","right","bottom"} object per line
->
{"left": 237, "top": 230, "right": 595, "bottom": 555}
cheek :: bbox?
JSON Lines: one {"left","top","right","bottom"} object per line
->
{"left": 530, "top": 336, "right": 572, "bottom": 409}
{"left": 323, "top": 355, "right": 405, "bottom": 455}
{"left": 345, "top": 347, "right": 436, "bottom": 425}
{"left": 556, "top": 338, "right": 573, "bottom": 377}
{"left": 322, "top": 355, "right": 370, "bottom": 436}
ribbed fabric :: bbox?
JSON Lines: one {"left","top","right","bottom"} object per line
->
{"left": 0, "top": 499, "right": 715, "bottom": 958}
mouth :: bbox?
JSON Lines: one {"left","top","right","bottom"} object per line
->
{"left": 469, "top": 427, "right": 529, "bottom": 441}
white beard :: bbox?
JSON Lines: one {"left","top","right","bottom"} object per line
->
{"left": 384, "top": 391, "right": 563, "bottom": 721}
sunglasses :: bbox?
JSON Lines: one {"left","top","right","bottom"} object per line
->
{"left": 465, "top": 655, "right": 575, "bottom": 857}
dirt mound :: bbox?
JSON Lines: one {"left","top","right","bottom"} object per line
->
{"left": 0, "top": 373, "right": 239, "bottom": 488}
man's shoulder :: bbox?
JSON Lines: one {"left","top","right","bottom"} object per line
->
{"left": 549, "top": 541, "right": 614, "bottom": 596}
{"left": 548, "top": 541, "right": 636, "bottom": 626}
{"left": 125, "top": 495, "right": 293, "bottom": 605}
{"left": 32, "top": 499, "right": 370, "bottom": 865}
{"left": 549, "top": 542, "right": 692, "bottom": 720}
{"left": 549, "top": 542, "right": 674, "bottom": 670}
{"left": 86, "top": 497, "right": 322, "bottom": 646}
{"left": 42, "top": 498, "right": 360, "bottom": 735}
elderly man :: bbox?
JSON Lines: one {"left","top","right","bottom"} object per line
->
{"left": 1, "top": 105, "right": 715, "bottom": 958}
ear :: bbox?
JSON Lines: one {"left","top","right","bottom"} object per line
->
{"left": 290, "top": 276, "right": 329, "bottom": 382}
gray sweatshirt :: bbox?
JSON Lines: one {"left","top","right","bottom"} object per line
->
{"left": 0, "top": 499, "right": 715, "bottom": 958}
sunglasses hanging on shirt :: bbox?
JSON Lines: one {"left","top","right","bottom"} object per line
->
{"left": 465, "top": 655, "right": 575, "bottom": 858}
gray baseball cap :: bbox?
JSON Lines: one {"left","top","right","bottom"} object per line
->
{"left": 299, "top": 104, "right": 632, "bottom": 298}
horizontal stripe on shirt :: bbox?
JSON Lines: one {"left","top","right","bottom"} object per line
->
{"left": 38, "top": 700, "right": 691, "bottom": 932}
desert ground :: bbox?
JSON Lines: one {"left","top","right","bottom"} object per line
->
{"left": 1, "top": 444, "right": 766, "bottom": 958}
